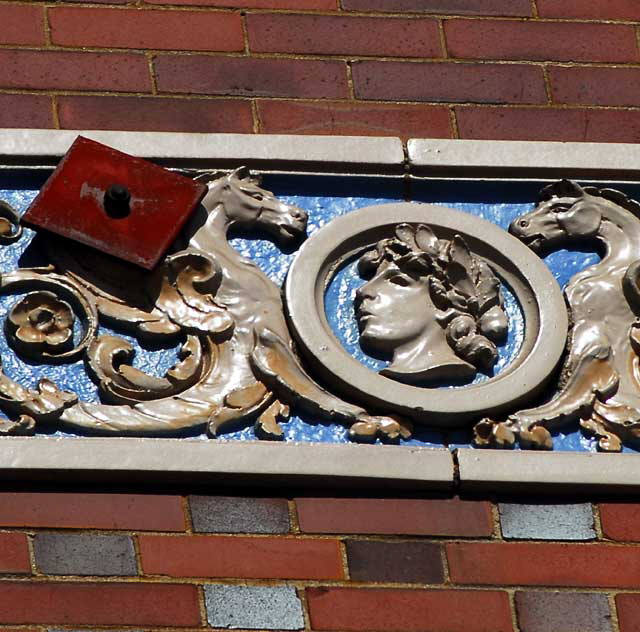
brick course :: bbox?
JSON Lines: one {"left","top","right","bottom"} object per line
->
{"left": 296, "top": 497, "right": 493, "bottom": 536}
{"left": 0, "top": 533, "right": 31, "bottom": 574}
{"left": 447, "top": 541, "right": 640, "bottom": 587}
{"left": 139, "top": 534, "right": 345, "bottom": 579}
{"left": 257, "top": 100, "right": 451, "bottom": 138}
{"left": 49, "top": 7, "right": 244, "bottom": 52}
{"left": 0, "top": 0, "right": 634, "bottom": 140}
{"left": 0, "top": 4, "right": 45, "bottom": 46}
{"left": 247, "top": 14, "right": 442, "bottom": 58}
{"left": 0, "top": 94, "right": 53, "bottom": 129}
{"left": 342, "top": 0, "right": 532, "bottom": 15}
{"left": 307, "top": 587, "right": 514, "bottom": 631}
{"left": 155, "top": 55, "right": 349, "bottom": 99}
{"left": 352, "top": 61, "right": 546, "bottom": 104}
{"left": 444, "top": 20, "right": 639, "bottom": 63}
{"left": 58, "top": 95, "right": 254, "bottom": 133}
{"left": 0, "top": 492, "right": 185, "bottom": 531}
{"left": 0, "top": 495, "right": 632, "bottom": 628}
{"left": 455, "top": 106, "right": 640, "bottom": 143}
{"left": 0, "top": 50, "right": 152, "bottom": 94}
{"left": 0, "top": 582, "right": 201, "bottom": 625}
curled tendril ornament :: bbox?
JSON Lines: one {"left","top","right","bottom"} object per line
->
{"left": 0, "top": 200, "right": 22, "bottom": 245}
{"left": 6, "top": 291, "right": 74, "bottom": 360}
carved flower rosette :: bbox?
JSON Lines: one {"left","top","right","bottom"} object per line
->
{"left": 6, "top": 291, "right": 74, "bottom": 360}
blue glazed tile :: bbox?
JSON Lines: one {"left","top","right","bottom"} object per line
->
{"left": 0, "top": 174, "right": 634, "bottom": 451}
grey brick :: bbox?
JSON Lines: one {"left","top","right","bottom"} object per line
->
{"left": 205, "top": 584, "right": 304, "bottom": 630}
{"left": 189, "top": 495, "right": 290, "bottom": 534}
{"left": 516, "top": 591, "right": 613, "bottom": 632}
{"left": 499, "top": 502, "right": 595, "bottom": 540}
{"left": 34, "top": 534, "right": 137, "bottom": 576}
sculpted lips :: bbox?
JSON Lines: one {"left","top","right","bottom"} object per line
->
{"left": 355, "top": 304, "right": 377, "bottom": 328}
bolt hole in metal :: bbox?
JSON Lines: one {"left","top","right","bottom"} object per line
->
{"left": 103, "top": 183, "right": 131, "bottom": 219}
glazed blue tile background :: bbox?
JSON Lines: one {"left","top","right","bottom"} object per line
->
{"left": 0, "top": 172, "right": 638, "bottom": 451}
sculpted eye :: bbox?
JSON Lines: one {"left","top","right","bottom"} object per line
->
{"left": 390, "top": 274, "right": 412, "bottom": 287}
{"left": 551, "top": 203, "right": 572, "bottom": 213}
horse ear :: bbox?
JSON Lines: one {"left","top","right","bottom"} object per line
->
{"left": 539, "top": 179, "right": 584, "bottom": 201}
{"left": 229, "top": 166, "right": 251, "bottom": 181}
{"left": 193, "top": 170, "right": 226, "bottom": 184}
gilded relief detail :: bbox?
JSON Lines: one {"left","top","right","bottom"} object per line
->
{"left": 3, "top": 152, "right": 640, "bottom": 453}
{"left": 476, "top": 181, "right": 640, "bottom": 452}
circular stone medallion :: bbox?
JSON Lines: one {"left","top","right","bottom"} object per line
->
{"left": 285, "top": 203, "right": 568, "bottom": 427}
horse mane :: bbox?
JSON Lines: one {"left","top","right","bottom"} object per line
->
{"left": 539, "top": 179, "right": 640, "bottom": 219}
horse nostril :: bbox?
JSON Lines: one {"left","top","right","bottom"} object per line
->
{"left": 519, "top": 220, "right": 529, "bottom": 228}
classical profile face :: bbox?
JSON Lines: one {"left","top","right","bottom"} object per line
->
{"left": 354, "top": 223, "right": 508, "bottom": 384}
{"left": 355, "top": 260, "right": 436, "bottom": 352}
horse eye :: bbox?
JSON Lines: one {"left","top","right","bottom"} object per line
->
{"left": 252, "top": 193, "right": 264, "bottom": 201}
{"left": 552, "top": 203, "right": 572, "bottom": 213}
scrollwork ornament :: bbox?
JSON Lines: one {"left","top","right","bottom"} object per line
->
{"left": 0, "top": 200, "right": 23, "bottom": 245}
{"left": 475, "top": 180, "right": 640, "bottom": 452}
{"left": 0, "top": 266, "right": 98, "bottom": 363}
{"left": 13, "top": 164, "right": 640, "bottom": 454}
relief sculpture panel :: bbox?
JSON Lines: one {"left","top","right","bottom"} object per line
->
{"left": 1, "top": 137, "right": 639, "bottom": 453}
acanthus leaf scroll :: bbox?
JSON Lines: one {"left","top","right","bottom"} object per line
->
{"left": 0, "top": 167, "right": 408, "bottom": 443}
{"left": 3, "top": 156, "right": 640, "bottom": 453}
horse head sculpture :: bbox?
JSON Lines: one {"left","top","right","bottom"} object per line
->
{"left": 200, "top": 167, "right": 308, "bottom": 247}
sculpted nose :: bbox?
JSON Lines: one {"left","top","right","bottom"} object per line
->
{"left": 356, "top": 283, "right": 374, "bottom": 303}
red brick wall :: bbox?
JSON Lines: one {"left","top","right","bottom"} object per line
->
{"left": 2, "top": 0, "right": 640, "bottom": 141}
{"left": 0, "top": 490, "right": 637, "bottom": 630}
{"left": 2, "top": 3, "right": 640, "bottom": 631}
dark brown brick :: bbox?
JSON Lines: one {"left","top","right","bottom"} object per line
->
{"left": 600, "top": 504, "right": 640, "bottom": 541}
{"left": 155, "top": 55, "right": 349, "bottom": 98}
{"left": 139, "top": 534, "right": 344, "bottom": 579}
{"left": 0, "top": 94, "right": 54, "bottom": 129}
{"left": 551, "top": 66, "right": 640, "bottom": 107}
{"left": 58, "top": 96, "right": 253, "bottom": 133}
{"left": 516, "top": 591, "right": 613, "bottom": 632}
{"left": 0, "top": 533, "right": 30, "bottom": 574}
{"left": 448, "top": 542, "right": 640, "bottom": 587}
{"left": 0, "top": 582, "right": 200, "bottom": 626}
{"left": 346, "top": 540, "right": 444, "bottom": 583}
{"left": 445, "top": 20, "right": 639, "bottom": 63}
{"left": 537, "top": 0, "right": 640, "bottom": 20}
{"left": 456, "top": 106, "right": 640, "bottom": 143}
{"left": 296, "top": 497, "right": 493, "bottom": 536}
{"left": 307, "top": 587, "right": 514, "bottom": 631}
{"left": 0, "top": 4, "right": 45, "bottom": 45}
{"left": 0, "top": 492, "right": 185, "bottom": 531}
{"left": 0, "top": 50, "right": 151, "bottom": 93}
{"left": 343, "top": 0, "right": 531, "bottom": 15}
{"left": 248, "top": 14, "right": 441, "bottom": 57}
{"left": 145, "top": 0, "right": 337, "bottom": 6}
{"left": 353, "top": 60, "right": 546, "bottom": 104}
{"left": 617, "top": 594, "right": 640, "bottom": 632}
{"left": 49, "top": 7, "right": 243, "bottom": 52}
{"left": 258, "top": 100, "right": 451, "bottom": 138}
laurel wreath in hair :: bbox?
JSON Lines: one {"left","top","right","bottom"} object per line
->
{"left": 358, "top": 223, "right": 506, "bottom": 344}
